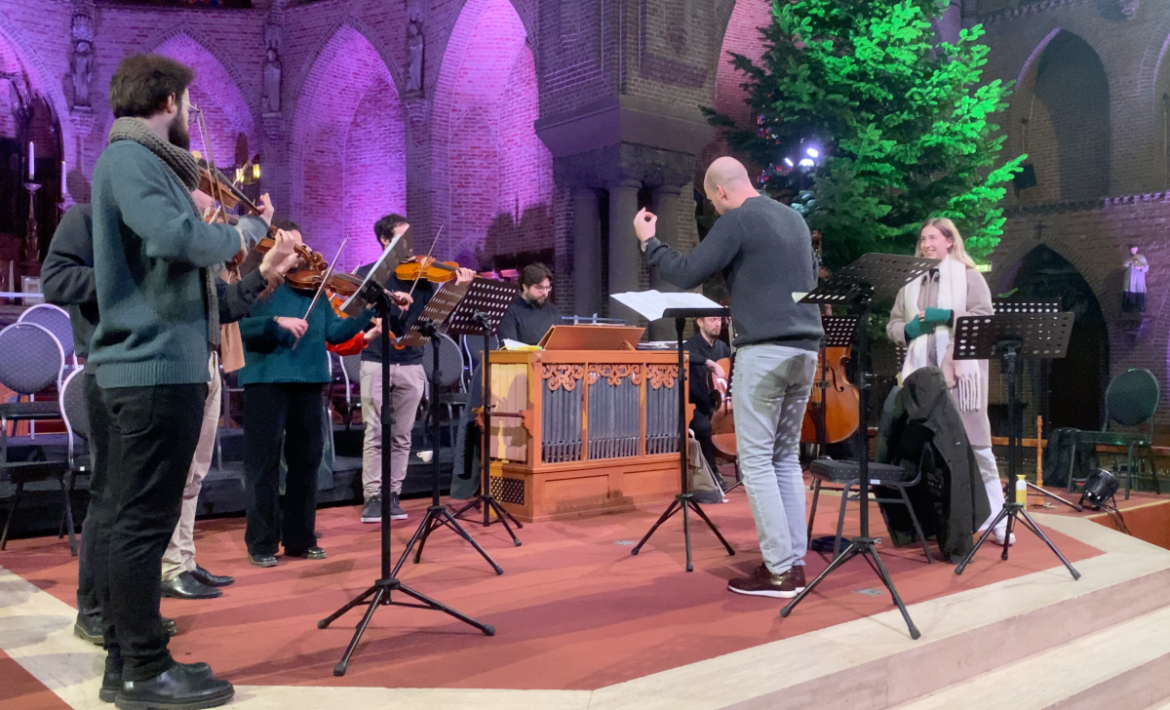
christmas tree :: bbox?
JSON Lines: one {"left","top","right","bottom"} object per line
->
{"left": 706, "top": 0, "right": 1024, "bottom": 268}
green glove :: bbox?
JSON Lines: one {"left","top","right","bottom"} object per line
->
{"left": 923, "top": 307, "right": 953, "bottom": 326}
{"left": 904, "top": 318, "right": 930, "bottom": 342}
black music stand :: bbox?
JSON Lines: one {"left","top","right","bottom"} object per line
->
{"left": 319, "top": 247, "right": 494, "bottom": 677}
{"left": 630, "top": 307, "right": 735, "bottom": 572}
{"left": 448, "top": 279, "right": 524, "bottom": 546}
{"left": 952, "top": 311, "right": 1081, "bottom": 579}
{"left": 388, "top": 286, "right": 504, "bottom": 577}
{"left": 781, "top": 253, "right": 937, "bottom": 640}
{"left": 807, "top": 315, "right": 860, "bottom": 554}
{"left": 991, "top": 300, "right": 1081, "bottom": 512}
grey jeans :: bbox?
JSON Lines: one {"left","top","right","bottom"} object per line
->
{"left": 732, "top": 343, "right": 818, "bottom": 575}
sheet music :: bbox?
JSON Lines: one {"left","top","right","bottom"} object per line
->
{"left": 610, "top": 290, "right": 723, "bottom": 322}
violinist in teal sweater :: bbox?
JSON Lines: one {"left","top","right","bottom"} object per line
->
{"left": 237, "top": 224, "right": 375, "bottom": 567}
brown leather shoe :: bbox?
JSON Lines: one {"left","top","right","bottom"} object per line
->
{"left": 728, "top": 563, "right": 806, "bottom": 599}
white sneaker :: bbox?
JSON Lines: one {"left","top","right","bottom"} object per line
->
{"left": 991, "top": 531, "right": 1016, "bottom": 546}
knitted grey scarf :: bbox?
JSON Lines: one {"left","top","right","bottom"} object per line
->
{"left": 108, "top": 117, "right": 220, "bottom": 347}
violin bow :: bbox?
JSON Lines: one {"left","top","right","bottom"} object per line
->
{"left": 406, "top": 224, "right": 444, "bottom": 299}
{"left": 303, "top": 236, "right": 348, "bottom": 322}
{"left": 188, "top": 101, "right": 228, "bottom": 221}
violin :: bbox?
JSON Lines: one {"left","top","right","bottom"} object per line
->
{"left": 395, "top": 255, "right": 460, "bottom": 284}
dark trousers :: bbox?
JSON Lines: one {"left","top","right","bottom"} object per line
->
{"left": 76, "top": 374, "right": 110, "bottom": 622}
{"left": 93, "top": 383, "right": 206, "bottom": 681}
{"left": 690, "top": 409, "right": 719, "bottom": 474}
{"left": 243, "top": 383, "right": 324, "bottom": 556}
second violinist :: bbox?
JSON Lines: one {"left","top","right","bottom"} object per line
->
{"left": 237, "top": 221, "right": 378, "bottom": 568}
{"left": 356, "top": 214, "right": 475, "bottom": 524}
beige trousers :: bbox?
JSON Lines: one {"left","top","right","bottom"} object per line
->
{"left": 360, "top": 361, "right": 425, "bottom": 500}
{"left": 161, "top": 352, "right": 222, "bottom": 581}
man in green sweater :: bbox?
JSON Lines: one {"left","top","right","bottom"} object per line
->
{"left": 86, "top": 54, "right": 268, "bottom": 709}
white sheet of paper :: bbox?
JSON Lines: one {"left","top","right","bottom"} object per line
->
{"left": 610, "top": 290, "right": 724, "bottom": 321}
{"left": 502, "top": 338, "right": 539, "bottom": 350}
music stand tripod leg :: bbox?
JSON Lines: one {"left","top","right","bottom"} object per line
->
{"left": 630, "top": 314, "right": 735, "bottom": 570}
{"left": 452, "top": 314, "right": 522, "bottom": 545}
{"left": 319, "top": 285, "right": 492, "bottom": 677}
{"left": 393, "top": 323, "right": 503, "bottom": 576}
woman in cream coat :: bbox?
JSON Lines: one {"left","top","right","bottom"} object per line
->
{"left": 887, "top": 217, "right": 1011, "bottom": 545}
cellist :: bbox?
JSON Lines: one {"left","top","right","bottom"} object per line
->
{"left": 685, "top": 315, "right": 731, "bottom": 478}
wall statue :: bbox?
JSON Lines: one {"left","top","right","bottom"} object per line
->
{"left": 70, "top": 10, "right": 94, "bottom": 109}
{"left": 405, "top": 0, "right": 424, "bottom": 95}
{"left": 263, "top": 19, "right": 282, "bottom": 114}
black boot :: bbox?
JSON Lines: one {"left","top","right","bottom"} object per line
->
{"left": 101, "top": 662, "right": 213, "bottom": 705}
{"left": 115, "top": 664, "right": 233, "bottom": 710}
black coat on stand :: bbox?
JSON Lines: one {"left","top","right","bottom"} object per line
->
{"left": 880, "top": 367, "right": 991, "bottom": 563}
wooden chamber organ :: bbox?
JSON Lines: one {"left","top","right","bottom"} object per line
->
{"left": 486, "top": 348, "right": 691, "bottom": 522}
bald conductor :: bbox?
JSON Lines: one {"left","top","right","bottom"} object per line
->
{"left": 633, "top": 156, "right": 824, "bottom": 599}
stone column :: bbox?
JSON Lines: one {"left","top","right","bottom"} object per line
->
{"left": 572, "top": 188, "right": 602, "bottom": 319}
{"left": 649, "top": 185, "right": 682, "bottom": 340}
{"left": 608, "top": 179, "right": 643, "bottom": 323}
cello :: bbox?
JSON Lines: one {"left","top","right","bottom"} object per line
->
{"left": 800, "top": 230, "right": 860, "bottom": 449}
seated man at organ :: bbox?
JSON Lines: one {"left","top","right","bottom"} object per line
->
{"left": 497, "top": 262, "right": 560, "bottom": 345}
{"left": 685, "top": 316, "right": 731, "bottom": 475}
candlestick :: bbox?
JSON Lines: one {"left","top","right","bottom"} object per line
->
{"left": 28, "top": 141, "right": 34, "bottom": 180}
{"left": 61, "top": 161, "right": 66, "bottom": 198}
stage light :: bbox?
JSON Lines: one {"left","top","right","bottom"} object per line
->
{"left": 1083, "top": 469, "right": 1119, "bottom": 507}
{"left": 192, "top": 150, "right": 203, "bottom": 160}
{"left": 252, "top": 163, "right": 261, "bottom": 180}
{"left": 783, "top": 158, "right": 794, "bottom": 167}
{"left": 799, "top": 158, "right": 814, "bottom": 168}
{"left": 806, "top": 147, "right": 819, "bottom": 158}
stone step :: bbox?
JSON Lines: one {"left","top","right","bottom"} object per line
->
{"left": 589, "top": 515, "right": 1170, "bottom": 710}
{"left": 893, "top": 604, "right": 1170, "bottom": 710}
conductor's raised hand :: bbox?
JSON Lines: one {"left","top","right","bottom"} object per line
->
{"left": 633, "top": 208, "right": 657, "bottom": 243}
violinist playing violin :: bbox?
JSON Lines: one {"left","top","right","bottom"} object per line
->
{"left": 355, "top": 214, "right": 475, "bottom": 525}
{"left": 685, "top": 316, "right": 731, "bottom": 478}
{"left": 86, "top": 53, "right": 272, "bottom": 710}
{"left": 237, "top": 221, "right": 382, "bottom": 568}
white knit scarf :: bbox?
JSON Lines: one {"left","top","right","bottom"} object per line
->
{"left": 899, "top": 255, "right": 983, "bottom": 412}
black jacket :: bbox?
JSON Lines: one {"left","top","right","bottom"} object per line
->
{"left": 882, "top": 367, "right": 991, "bottom": 563}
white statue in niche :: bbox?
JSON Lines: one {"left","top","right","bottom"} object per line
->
{"left": 263, "top": 20, "right": 282, "bottom": 114}
{"left": 1123, "top": 245, "right": 1148, "bottom": 313}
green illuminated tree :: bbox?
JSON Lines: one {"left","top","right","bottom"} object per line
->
{"left": 706, "top": 0, "right": 1024, "bottom": 268}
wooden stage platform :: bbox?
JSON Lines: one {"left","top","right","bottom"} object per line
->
{"left": 6, "top": 474, "right": 1170, "bottom": 709}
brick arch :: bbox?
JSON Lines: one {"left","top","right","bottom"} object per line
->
{"left": 0, "top": 14, "right": 74, "bottom": 180}
{"left": 431, "top": 0, "right": 552, "bottom": 261}
{"left": 1008, "top": 29, "right": 1111, "bottom": 204}
{"left": 289, "top": 25, "right": 406, "bottom": 271}
{"left": 148, "top": 33, "right": 257, "bottom": 173}
{"left": 696, "top": 0, "right": 772, "bottom": 184}
{"left": 141, "top": 24, "right": 258, "bottom": 114}
{"left": 286, "top": 15, "right": 405, "bottom": 114}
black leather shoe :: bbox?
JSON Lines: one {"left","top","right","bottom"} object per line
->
{"left": 115, "top": 665, "right": 233, "bottom": 710}
{"left": 284, "top": 546, "right": 326, "bottom": 560}
{"left": 249, "top": 552, "right": 277, "bottom": 568}
{"left": 190, "top": 565, "right": 234, "bottom": 588}
{"left": 101, "top": 664, "right": 212, "bottom": 705}
{"left": 161, "top": 572, "right": 222, "bottom": 600}
{"left": 75, "top": 612, "right": 104, "bottom": 645}
{"left": 162, "top": 617, "right": 178, "bottom": 637}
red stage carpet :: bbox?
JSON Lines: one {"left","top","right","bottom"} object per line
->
{"left": 0, "top": 490, "right": 1101, "bottom": 691}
